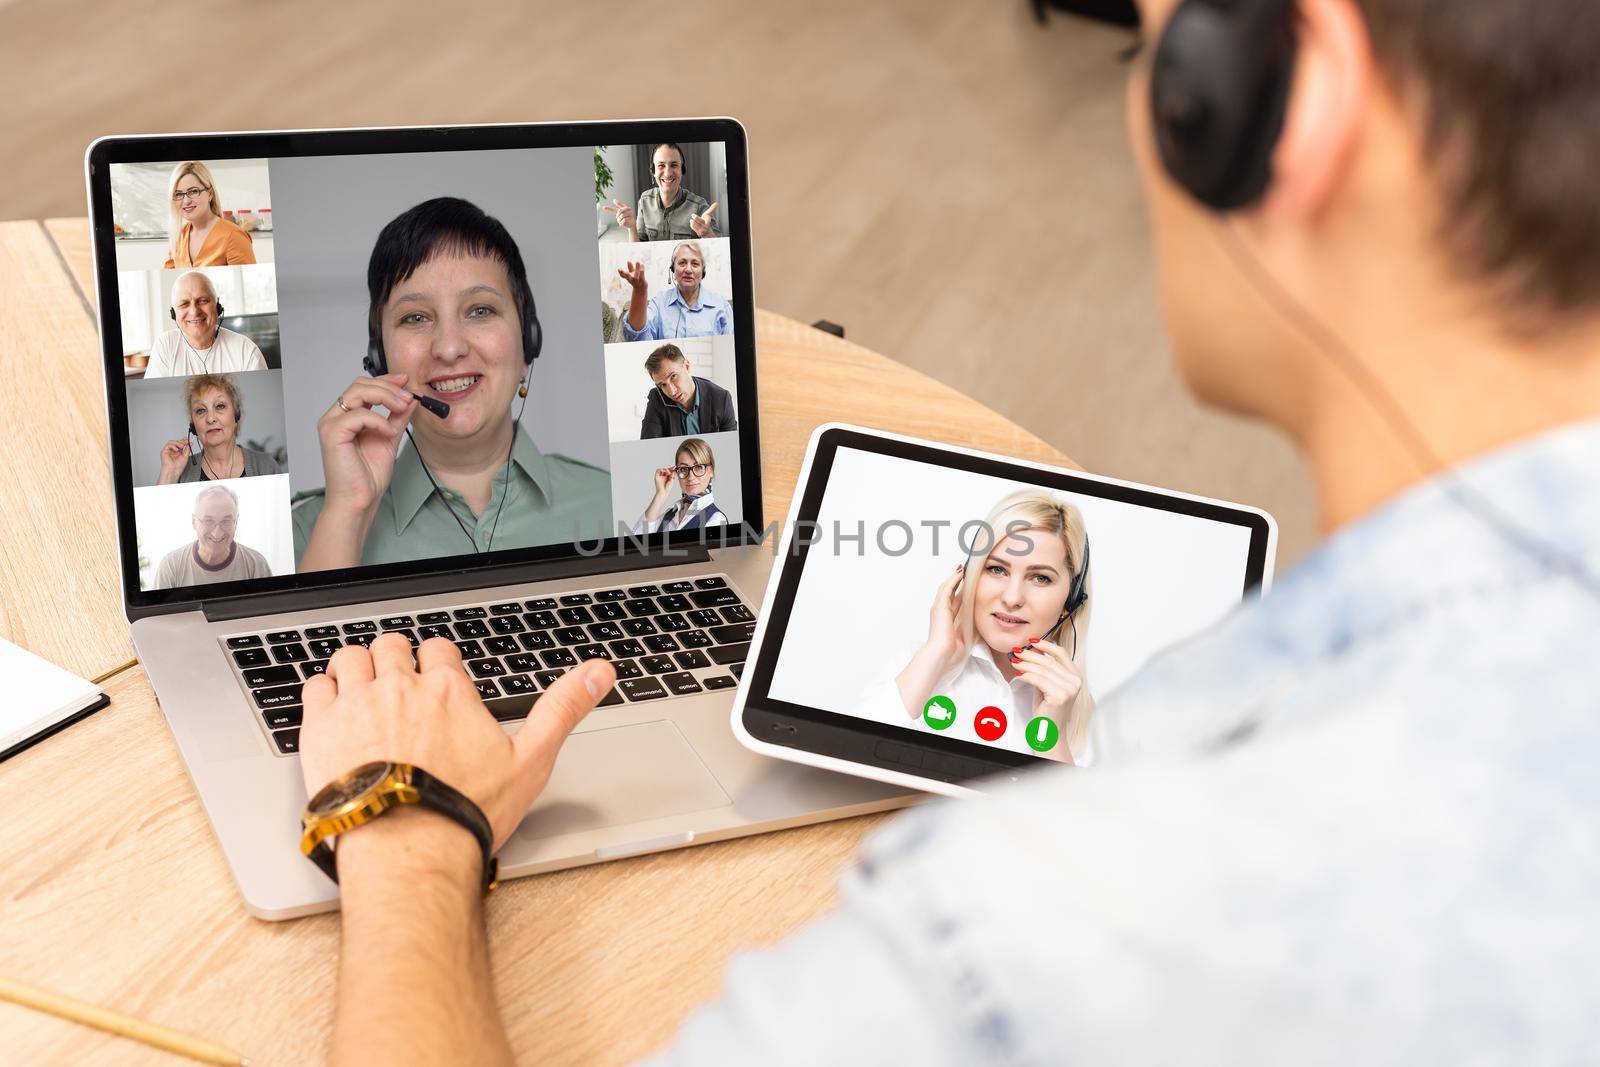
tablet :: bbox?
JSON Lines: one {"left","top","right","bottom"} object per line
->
{"left": 731, "top": 424, "right": 1276, "bottom": 797}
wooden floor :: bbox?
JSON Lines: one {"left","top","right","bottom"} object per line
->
{"left": 0, "top": 0, "right": 1315, "bottom": 561}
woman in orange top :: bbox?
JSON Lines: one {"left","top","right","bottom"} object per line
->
{"left": 163, "top": 161, "right": 256, "bottom": 269}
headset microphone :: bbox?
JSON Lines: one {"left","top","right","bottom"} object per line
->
{"left": 362, "top": 344, "right": 452, "bottom": 419}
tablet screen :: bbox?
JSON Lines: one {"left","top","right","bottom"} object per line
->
{"left": 760, "top": 438, "right": 1268, "bottom": 768}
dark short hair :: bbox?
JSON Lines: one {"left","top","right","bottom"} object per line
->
{"left": 651, "top": 143, "right": 686, "bottom": 174}
{"left": 367, "top": 197, "right": 535, "bottom": 346}
{"left": 644, "top": 343, "right": 686, "bottom": 377}
{"left": 1358, "top": 0, "right": 1600, "bottom": 326}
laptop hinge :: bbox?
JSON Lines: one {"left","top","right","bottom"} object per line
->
{"left": 200, "top": 546, "right": 713, "bottom": 623}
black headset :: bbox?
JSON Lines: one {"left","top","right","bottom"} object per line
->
{"left": 362, "top": 281, "right": 543, "bottom": 378}
{"left": 666, "top": 244, "right": 705, "bottom": 286}
{"left": 170, "top": 302, "right": 224, "bottom": 321}
{"left": 1149, "top": 0, "right": 1297, "bottom": 210}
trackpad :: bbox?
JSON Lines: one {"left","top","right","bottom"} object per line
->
{"left": 516, "top": 719, "right": 730, "bottom": 841}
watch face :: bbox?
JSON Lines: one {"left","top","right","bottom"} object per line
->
{"left": 308, "top": 761, "right": 393, "bottom": 816}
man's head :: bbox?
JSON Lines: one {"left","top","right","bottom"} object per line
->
{"left": 170, "top": 271, "right": 221, "bottom": 348}
{"left": 191, "top": 484, "right": 239, "bottom": 557}
{"left": 1130, "top": 0, "right": 1600, "bottom": 456}
{"left": 652, "top": 143, "right": 686, "bottom": 202}
{"left": 645, "top": 344, "right": 696, "bottom": 408}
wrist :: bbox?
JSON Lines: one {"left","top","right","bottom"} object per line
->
{"left": 334, "top": 806, "right": 482, "bottom": 896}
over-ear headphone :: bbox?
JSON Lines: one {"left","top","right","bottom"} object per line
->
{"left": 363, "top": 283, "right": 543, "bottom": 379}
{"left": 171, "top": 303, "right": 224, "bottom": 321}
{"left": 666, "top": 249, "right": 705, "bottom": 286}
{"left": 1064, "top": 534, "right": 1091, "bottom": 619}
{"left": 1150, "top": 0, "right": 1297, "bottom": 210}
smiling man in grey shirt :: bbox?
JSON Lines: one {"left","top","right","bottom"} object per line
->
{"left": 295, "top": 0, "right": 1600, "bottom": 1062}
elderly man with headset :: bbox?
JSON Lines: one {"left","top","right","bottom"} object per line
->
{"left": 297, "top": 0, "right": 1600, "bottom": 1062}
{"left": 143, "top": 270, "right": 268, "bottom": 378}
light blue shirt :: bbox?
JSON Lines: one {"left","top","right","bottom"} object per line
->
{"left": 652, "top": 418, "right": 1600, "bottom": 1065}
{"left": 621, "top": 285, "right": 733, "bottom": 342}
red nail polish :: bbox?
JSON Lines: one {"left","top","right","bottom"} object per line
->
{"left": 1029, "top": 637, "right": 1039, "bottom": 644}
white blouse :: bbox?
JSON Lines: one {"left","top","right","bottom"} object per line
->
{"left": 630, "top": 491, "right": 729, "bottom": 535}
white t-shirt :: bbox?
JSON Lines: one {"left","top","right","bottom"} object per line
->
{"left": 144, "top": 327, "right": 267, "bottom": 378}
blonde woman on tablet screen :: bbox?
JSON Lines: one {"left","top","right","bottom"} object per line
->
{"left": 893, "top": 490, "right": 1095, "bottom": 764}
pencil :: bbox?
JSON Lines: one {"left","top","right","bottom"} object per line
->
{"left": 0, "top": 975, "right": 250, "bottom": 1065}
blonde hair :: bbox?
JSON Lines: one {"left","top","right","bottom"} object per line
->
{"left": 183, "top": 373, "right": 244, "bottom": 435}
{"left": 675, "top": 436, "right": 715, "bottom": 477}
{"left": 167, "top": 161, "right": 223, "bottom": 259}
{"left": 670, "top": 240, "right": 705, "bottom": 278}
{"left": 954, "top": 490, "right": 1094, "bottom": 752}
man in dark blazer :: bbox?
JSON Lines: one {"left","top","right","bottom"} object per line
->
{"left": 639, "top": 343, "right": 738, "bottom": 439}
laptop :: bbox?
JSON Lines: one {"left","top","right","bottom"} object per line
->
{"left": 85, "top": 118, "right": 916, "bottom": 920}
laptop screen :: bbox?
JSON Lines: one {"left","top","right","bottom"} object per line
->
{"left": 90, "top": 122, "right": 758, "bottom": 609}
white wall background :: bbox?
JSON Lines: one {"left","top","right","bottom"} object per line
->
{"left": 602, "top": 335, "right": 737, "bottom": 441}
{"left": 133, "top": 474, "right": 295, "bottom": 590}
{"left": 766, "top": 447, "right": 1257, "bottom": 716}
{"left": 597, "top": 237, "right": 734, "bottom": 328}
{"left": 117, "top": 264, "right": 278, "bottom": 354}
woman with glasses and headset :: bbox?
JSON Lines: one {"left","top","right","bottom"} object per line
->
{"left": 163, "top": 161, "right": 257, "bottom": 269}
{"left": 630, "top": 437, "right": 728, "bottom": 534}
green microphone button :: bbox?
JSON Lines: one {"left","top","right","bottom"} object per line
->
{"left": 1025, "top": 716, "right": 1059, "bottom": 753}
{"left": 922, "top": 695, "right": 957, "bottom": 731}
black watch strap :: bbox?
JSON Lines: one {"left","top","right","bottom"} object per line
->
{"left": 409, "top": 767, "right": 499, "bottom": 895}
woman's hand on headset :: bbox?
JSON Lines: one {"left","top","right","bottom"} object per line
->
{"left": 1012, "top": 638, "right": 1086, "bottom": 722}
{"left": 157, "top": 439, "right": 190, "bottom": 485}
{"left": 317, "top": 372, "right": 417, "bottom": 520}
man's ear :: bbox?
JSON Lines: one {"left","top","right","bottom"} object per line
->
{"left": 1260, "top": 0, "right": 1374, "bottom": 222}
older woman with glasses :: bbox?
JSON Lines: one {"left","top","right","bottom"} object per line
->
{"left": 631, "top": 436, "right": 728, "bottom": 534}
{"left": 162, "top": 161, "right": 256, "bottom": 269}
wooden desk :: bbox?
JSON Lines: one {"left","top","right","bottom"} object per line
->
{"left": 0, "top": 219, "right": 1073, "bottom": 1065}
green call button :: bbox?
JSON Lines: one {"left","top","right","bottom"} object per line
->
{"left": 922, "top": 695, "right": 957, "bottom": 731}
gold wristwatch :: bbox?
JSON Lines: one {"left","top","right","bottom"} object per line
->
{"left": 300, "top": 761, "right": 499, "bottom": 895}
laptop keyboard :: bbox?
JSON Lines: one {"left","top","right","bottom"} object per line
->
{"left": 221, "top": 575, "right": 755, "bottom": 757}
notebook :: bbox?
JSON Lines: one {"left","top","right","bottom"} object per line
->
{"left": 0, "top": 638, "right": 111, "bottom": 762}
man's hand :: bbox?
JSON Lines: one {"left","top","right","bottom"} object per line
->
{"left": 689, "top": 201, "right": 719, "bottom": 237}
{"left": 604, "top": 197, "right": 638, "bottom": 237}
{"left": 300, "top": 634, "right": 616, "bottom": 849}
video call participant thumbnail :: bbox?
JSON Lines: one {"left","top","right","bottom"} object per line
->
{"left": 640, "top": 343, "right": 737, "bottom": 438}
{"left": 154, "top": 484, "right": 273, "bottom": 588}
{"left": 163, "top": 161, "right": 257, "bottom": 269}
{"left": 144, "top": 271, "right": 269, "bottom": 378}
{"left": 881, "top": 490, "right": 1095, "bottom": 764}
{"left": 631, "top": 437, "right": 728, "bottom": 534}
{"left": 293, "top": 197, "right": 611, "bottom": 570}
{"left": 156, "top": 373, "right": 285, "bottom": 484}
{"left": 605, "top": 142, "right": 721, "bottom": 242}
{"left": 618, "top": 240, "right": 732, "bottom": 342}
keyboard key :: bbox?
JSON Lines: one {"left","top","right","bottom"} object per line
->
{"left": 619, "top": 677, "right": 668, "bottom": 701}
{"left": 523, "top": 610, "right": 558, "bottom": 630}
{"left": 626, "top": 584, "right": 660, "bottom": 598}
{"left": 232, "top": 647, "right": 269, "bottom": 668}
{"left": 540, "top": 648, "right": 578, "bottom": 668}
{"left": 452, "top": 607, "right": 487, "bottom": 620}
{"left": 558, "top": 606, "right": 593, "bottom": 626}
{"left": 702, "top": 673, "right": 738, "bottom": 691}
{"left": 730, "top": 662, "right": 745, "bottom": 678}
{"left": 553, "top": 626, "right": 588, "bottom": 646}
{"left": 418, "top": 611, "right": 451, "bottom": 625}
{"left": 534, "top": 669, "right": 567, "bottom": 688}
{"left": 523, "top": 597, "right": 557, "bottom": 611}
{"left": 517, "top": 630, "right": 555, "bottom": 651}
{"left": 242, "top": 664, "right": 299, "bottom": 688}
{"left": 694, "top": 576, "right": 728, "bottom": 589}
{"left": 300, "top": 660, "right": 330, "bottom": 678}
{"left": 455, "top": 640, "right": 485, "bottom": 660}
{"left": 625, "top": 599, "right": 660, "bottom": 617}
{"left": 657, "top": 594, "right": 691, "bottom": 612}
{"left": 687, "top": 609, "right": 722, "bottom": 628}
{"left": 469, "top": 658, "right": 506, "bottom": 678}
{"left": 592, "top": 602, "right": 626, "bottom": 621}
{"left": 486, "top": 693, "right": 538, "bottom": 722}
{"left": 474, "top": 679, "right": 501, "bottom": 700}
{"left": 720, "top": 604, "right": 756, "bottom": 624}
{"left": 612, "top": 658, "right": 642, "bottom": 679}
{"left": 253, "top": 683, "right": 303, "bottom": 709}
{"left": 489, "top": 615, "right": 526, "bottom": 635}
{"left": 608, "top": 638, "right": 646, "bottom": 658}
{"left": 391, "top": 629, "right": 420, "bottom": 647}
{"left": 593, "top": 589, "right": 628, "bottom": 602}
{"left": 656, "top": 612, "right": 689, "bottom": 633}
{"left": 342, "top": 620, "right": 377, "bottom": 635}
{"left": 265, "top": 629, "right": 301, "bottom": 643}
{"left": 558, "top": 592, "right": 593, "bottom": 606}
{"left": 599, "top": 687, "right": 625, "bottom": 707}
{"left": 305, "top": 625, "right": 340, "bottom": 639}
{"left": 501, "top": 673, "right": 537, "bottom": 695}
{"left": 662, "top": 672, "right": 703, "bottom": 696}
{"left": 506, "top": 653, "right": 542, "bottom": 673}
{"left": 709, "top": 643, "right": 749, "bottom": 665}
{"left": 679, "top": 629, "right": 713, "bottom": 649}
{"left": 345, "top": 632, "right": 376, "bottom": 648}
{"left": 673, "top": 649, "right": 711, "bottom": 671}
{"left": 640, "top": 655, "right": 676, "bottom": 675}
{"left": 225, "top": 635, "right": 262, "bottom": 649}
{"left": 690, "top": 588, "right": 739, "bottom": 608}
{"left": 455, "top": 619, "right": 490, "bottom": 639}
{"left": 490, "top": 602, "right": 523, "bottom": 615}
{"left": 272, "top": 728, "right": 300, "bottom": 754}
{"left": 710, "top": 622, "right": 757, "bottom": 644}
{"left": 484, "top": 636, "right": 519, "bottom": 656}
{"left": 661, "top": 580, "right": 694, "bottom": 593}
{"left": 262, "top": 705, "right": 303, "bottom": 730}
{"left": 622, "top": 618, "right": 657, "bottom": 636}
{"left": 418, "top": 624, "right": 453, "bottom": 641}
{"left": 379, "top": 616, "right": 414, "bottom": 629}
{"left": 587, "top": 621, "right": 624, "bottom": 642}
{"left": 644, "top": 634, "right": 680, "bottom": 654}
{"left": 574, "top": 643, "right": 610, "bottom": 661}
{"left": 271, "top": 642, "right": 310, "bottom": 664}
